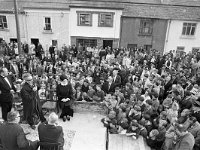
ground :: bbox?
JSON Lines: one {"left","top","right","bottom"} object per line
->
{"left": 22, "top": 112, "right": 151, "bottom": 150}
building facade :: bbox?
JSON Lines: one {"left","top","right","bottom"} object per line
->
{"left": 69, "top": 6, "right": 122, "bottom": 49}
{"left": 120, "top": 16, "right": 168, "bottom": 52}
{"left": 164, "top": 20, "right": 200, "bottom": 54}
{"left": 24, "top": 8, "right": 70, "bottom": 50}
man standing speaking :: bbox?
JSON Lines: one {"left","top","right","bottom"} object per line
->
{"left": 21, "top": 73, "right": 46, "bottom": 129}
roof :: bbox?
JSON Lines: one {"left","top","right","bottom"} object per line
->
{"left": 123, "top": 4, "right": 200, "bottom": 20}
{"left": 0, "top": 0, "right": 200, "bottom": 20}
{"left": 161, "top": 0, "right": 200, "bottom": 7}
{"left": 0, "top": 0, "right": 70, "bottom": 12}
{"left": 69, "top": 1, "right": 124, "bottom": 10}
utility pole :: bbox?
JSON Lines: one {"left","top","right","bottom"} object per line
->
{"left": 13, "top": 0, "right": 22, "bottom": 54}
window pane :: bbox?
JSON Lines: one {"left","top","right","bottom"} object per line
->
{"left": 45, "top": 18, "right": 50, "bottom": 23}
{"left": 186, "top": 26, "right": 191, "bottom": 35}
{"left": 79, "top": 14, "right": 91, "bottom": 25}
{"left": 139, "top": 19, "right": 152, "bottom": 34}
{"left": 3, "top": 23, "right": 7, "bottom": 28}
{"left": 191, "top": 26, "right": 196, "bottom": 35}
{"left": 183, "top": 23, "right": 187, "bottom": 26}
{"left": 99, "top": 13, "right": 113, "bottom": 27}
{"left": 182, "top": 26, "right": 186, "bottom": 35}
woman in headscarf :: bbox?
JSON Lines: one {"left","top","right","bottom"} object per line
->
{"left": 56, "top": 74, "right": 74, "bottom": 122}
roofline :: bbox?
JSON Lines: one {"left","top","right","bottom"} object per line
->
{"left": 0, "top": 10, "right": 25, "bottom": 14}
{"left": 121, "top": 15, "right": 200, "bottom": 21}
{"left": 70, "top": 0, "right": 200, "bottom": 8}
{"left": 69, "top": 5, "right": 124, "bottom": 10}
{"left": 23, "top": 7, "right": 70, "bottom": 11}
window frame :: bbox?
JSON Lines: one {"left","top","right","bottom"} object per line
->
{"left": 139, "top": 19, "right": 153, "bottom": 35}
{"left": 77, "top": 12, "right": 92, "bottom": 26}
{"left": 0, "top": 15, "right": 8, "bottom": 29}
{"left": 98, "top": 13, "right": 114, "bottom": 27}
{"left": 182, "top": 22, "right": 197, "bottom": 36}
{"left": 44, "top": 17, "right": 52, "bottom": 31}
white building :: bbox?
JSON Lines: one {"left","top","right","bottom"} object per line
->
{"left": 164, "top": 20, "right": 200, "bottom": 54}
{"left": 0, "top": 0, "right": 70, "bottom": 51}
{"left": 0, "top": 12, "right": 26, "bottom": 43}
{"left": 24, "top": 8, "right": 70, "bottom": 50}
{"left": 69, "top": 3, "right": 123, "bottom": 49}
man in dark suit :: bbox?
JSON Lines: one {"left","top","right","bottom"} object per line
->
{"left": 112, "top": 68, "right": 121, "bottom": 88}
{"left": 38, "top": 112, "right": 64, "bottom": 150}
{"left": 102, "top": 76, "right": 115, "bottom": 94}
{"left": 0, "top": 67, "right": 16, "bottom": 121}
{"left": 0, "top": 111, "right": 39, "bottom": 150}
{"left": 20, "top": 73, "right": 46, "bottom": 129}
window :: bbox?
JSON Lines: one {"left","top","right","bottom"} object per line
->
{"left": 182, "top": 23, "right": 196, "bottom": 36}
{"left": 176, "top": 46, "right": 185, "bottom": 57}
{"left": 77, "top": 39, "right": 97, "bottom": 48}
{"left": 98, "top": 13, "right": 113, "bottom": 27}
{"left": 78, "top": 13, "right": 92, "bottom": 26}
{"left": 44, "top": 17, "right": 51, "bottom": 30}
{"left": 144, "top": 45, "right": 152, "bottom": 52}
{"left": 192, "top": 47, "right": 200, "bottom": 54}
{"left": 52, "top": 40, "right": 57, "bottom": 47}
{"left": 127, "top": 44, "right": 137, "bottom": 49}
{"left": 0, "top": 16, "right": 8, "bottom": 29}
{"left": 139, "top": 19, "right": 153, "bottom": 35}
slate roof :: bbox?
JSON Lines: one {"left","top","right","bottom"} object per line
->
{"left": 0, "top": 0, "right": 69, "bottom": 12}
{"left": 0, "top": 0, "right": 200, "bottom": 20}
{"left": 123, "top": 4, "right": 200, "bottom": 20}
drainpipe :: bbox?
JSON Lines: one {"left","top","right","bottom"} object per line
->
{"left": 119, "top": 16, "right": 123, "bottom": 48}
{"left": 14, "top": 0, "right": 22, "bottom": 54}
{"left": 163, "top": 19, "right": 171, "bottom": 54}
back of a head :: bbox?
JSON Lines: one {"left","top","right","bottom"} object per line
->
{"left": 7, "top": 111, "right": 19, "bottom": 122}
{"left": 48, "top": 112, "right": 58, "bottom": 124}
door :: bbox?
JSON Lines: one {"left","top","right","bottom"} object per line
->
{"left": 103, "top": 40, "right": 113, "bottom": 49}
{"left": 31, "top": 38, "right": 39, "bottom": 49}
{"left": 0, "top": 38, "right": 3, "bottom": 43}
{"left": 10, "top": 38, "right": 17, "bottom": 43}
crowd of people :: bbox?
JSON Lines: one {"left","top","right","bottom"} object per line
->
{"left": 0, "top": 40, "right": 200, "bottom": 150}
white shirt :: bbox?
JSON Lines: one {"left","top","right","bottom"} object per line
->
{"left": 4, "top": 77, "right": 11, "bottom": 88}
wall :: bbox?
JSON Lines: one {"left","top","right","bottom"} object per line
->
{"left": 0, "top": 13, "right": 26, "bottom": 42}
{"left": 164, "top": 20, "right": 200, "bottom": 53}
{"left": 120, "top": 17, "right": 167, "bottom": 53}
{"left": 24, "top": 9, "right": 70, "bottom": 51}
{"left": 69, "top": 7, "right": 122, "bottom": 47}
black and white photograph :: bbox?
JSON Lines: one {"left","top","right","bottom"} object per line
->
{"left": 0, "top": 0, "right": 200, "bottom": 150}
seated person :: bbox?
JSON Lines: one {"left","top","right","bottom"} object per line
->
{"left": 38, "top": 112, "right": 64, "bottom": 150}
{"left": 0, "top": 111, "right": 39, "bottom": 150}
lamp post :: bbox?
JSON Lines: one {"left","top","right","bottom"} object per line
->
{"left": 13, "top": 0, "right": 22, "bottom": 54}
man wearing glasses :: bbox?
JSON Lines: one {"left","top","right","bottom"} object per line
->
{"left": 21, "top": 73, "right": 46, "bottom": 130}
{"left": 0, "top": 111, "right": 39, "bottom": 150}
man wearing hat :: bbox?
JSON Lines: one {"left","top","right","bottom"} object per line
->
{"left": 21, "top": 73, "right": 46, "bottom": 129}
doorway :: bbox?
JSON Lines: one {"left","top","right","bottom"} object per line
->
{"left": 31, "top": 38, "right": 39, "bottom": 49}
{"left": 10, "top": 38, "right": 17, "bottom": 43}
{"left": 103, "top": 40, "right": 113, "bottom": 49}
{"left": 0, "top": 38, "right": 3, "bottom": 43}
